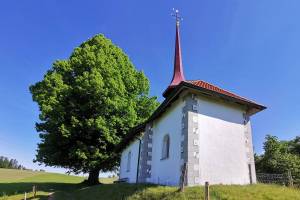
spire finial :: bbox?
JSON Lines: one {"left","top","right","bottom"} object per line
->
{"left": 172, "top": 8, "right": 183, "bottom": 26}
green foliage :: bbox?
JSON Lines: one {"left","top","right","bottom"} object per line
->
{"left": 29, "top": 34, "right": 159, "bottom": 176}
{"left": 289, "top": 136, "right": 300, "bottom": 156}
{"left": 255, "top": 135, "right": 300, "bottom": 185}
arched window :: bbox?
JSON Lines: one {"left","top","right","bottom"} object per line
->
{"left": 126, "top": 151, "right": 131, "bottom": 172}
{"left": 161, "top": 134, "right": 170, "bottom": 159}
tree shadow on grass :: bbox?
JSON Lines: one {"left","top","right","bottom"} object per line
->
{"left": 0, "top": 182, "right": 81, "bottom": 197}
{"left": 59, "top": 183, "right": 176, "bottom": 200}
{"left": 0, "top": 182, "right": 162, "bottom": 200}
{"left": 26, "top": 194, "right": 49, "bottom": 200}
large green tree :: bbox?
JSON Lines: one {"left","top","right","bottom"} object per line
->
{"left": 30, "top": 34, "right": 159, "bottom": 185}
{"left": 255, "top": 135, "right": 300, "bottom": 185}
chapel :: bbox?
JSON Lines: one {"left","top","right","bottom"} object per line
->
{"left": 117, "top": 11, "right": 266, "bottom": 186}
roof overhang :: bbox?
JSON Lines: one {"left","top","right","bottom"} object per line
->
{"left": 181, "top": 81, "right": 266, "bottom": 115}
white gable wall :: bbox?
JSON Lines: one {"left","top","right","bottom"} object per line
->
{"left": 150, "top": 98, "right": 185, "bottom": 186}
{"left": 195, "top": 96, "right": 250, "bottom": 185}
{"left": 119, "top": 139, "right": 140, "bottom": 183}
{"left": 119, "top": 93, "right": 256, "bottom": 186}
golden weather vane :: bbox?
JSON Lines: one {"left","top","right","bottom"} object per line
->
{"left": 171, "top": 8, "right": 183, "bottom": 25}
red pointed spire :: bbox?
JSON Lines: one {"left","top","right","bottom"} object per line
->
{"left": 170, "top": 19, "right": 185, "bottom": 86}
{"left": 163, "top": 9, "right": 185, "bottom": 98}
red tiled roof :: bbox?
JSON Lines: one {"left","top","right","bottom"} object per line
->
{"left": 185, "top": 80, "right": 261, "bottom": 106}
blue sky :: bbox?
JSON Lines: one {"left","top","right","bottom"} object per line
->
{"left": 0, "top": 1, "right": 299, "bottom": 174}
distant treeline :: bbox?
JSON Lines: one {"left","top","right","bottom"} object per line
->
{"left": 0, "top": 156, "right": 26, "bottom": 170}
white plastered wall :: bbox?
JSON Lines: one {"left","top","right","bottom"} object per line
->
{"left": 119, "top": 139, "right": 140, "bottom": 183}
{"left": 194, "top": 96, "right": 251, "bottom": 185}
{"left": 150, "top": 98, "right": 185, "bottom": 186}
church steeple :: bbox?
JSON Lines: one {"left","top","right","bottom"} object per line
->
{"left": 163, "top": 9, "right": 185, "bottom": 98}
{"left": 170, "top": 9, "right": 185, "bottom": 86}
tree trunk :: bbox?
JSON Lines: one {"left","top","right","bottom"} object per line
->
{"left": 87, "top": 168, "right": 100, "bottom": 185}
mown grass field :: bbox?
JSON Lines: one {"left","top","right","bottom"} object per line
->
{"left": 0, "top": 168, "right": 299, "bottom": 200}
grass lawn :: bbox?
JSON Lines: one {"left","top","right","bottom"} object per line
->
{"left": 54, "top": 184, "right": 300, "bottom": 200}
{"left": 0, "top": 168, "right": 299, "bottom": 200}
{"left": 0, "top": 168, "right": 84, "bottom": 200}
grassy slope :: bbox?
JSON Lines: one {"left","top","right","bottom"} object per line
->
{"left": 1, "top": 168, "right": 299, "bottom": 200}
{"left": 0, "top": 168, "right": 84, "bottom": 200}
{"left": 0, "top": 169, "right": 43, "bottom": 182}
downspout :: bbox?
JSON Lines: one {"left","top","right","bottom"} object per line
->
{"left": 135, "top": 137, "right": 142, "bottom": 184}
